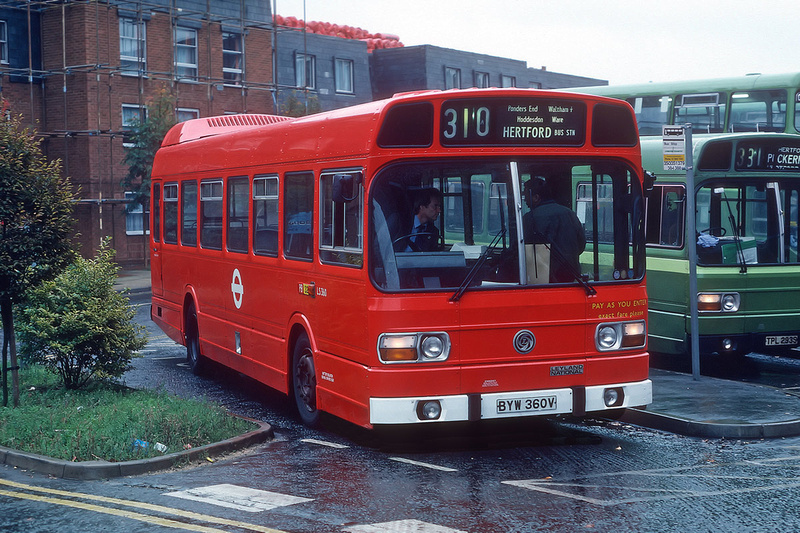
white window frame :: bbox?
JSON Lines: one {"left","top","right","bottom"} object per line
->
{"left": 334, "top": 58, "right": 354, "bottom": 94}
{"left": 501, "top": 75, "right": 516, "bottom": 88}
{"left": 475, "top": 71, "right": 489, "bottom": 88}
{"left": 175, "top": 27, "right": 198, "bottom": 81}
{"left": 0, "top": 21, "right": 8, "bottom": 65}
{"left": 124, "top": 191, "right": 149, "bottom": 235}
{"left": 445, "top": 67, "right": 461, "bottom": 90}
{"left": 222, "top": 31, "right": 243, "bottom": 86}
{"left": 176, "top": 107, "right": 199, "bottom": 123}
{"left": 122, "top": 104, "right": 147, "bottom": 147}
{"left": 119, "top": 17, "right": 146, "bottom": 75}
{"left": 295, "top": 52, "right": 316, "bottom": 90}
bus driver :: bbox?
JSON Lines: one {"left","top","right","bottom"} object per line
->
{"left": 523, "top": 178, "right": 586, "bottom": 283}
{"left": 407, "top": 188, "right": 443, "bottom": 252}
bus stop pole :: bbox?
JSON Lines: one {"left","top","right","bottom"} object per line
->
{"left": 684, "top": 124, "right": 701, "bottom": 380}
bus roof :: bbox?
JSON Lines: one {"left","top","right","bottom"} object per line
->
{"left": 568, "top": 72, "right": 800, "bottom": 99}
{"left": 640, "top": 132, "right": 800, "bottom": 176}
{"left": 153, "top": 88, "right": 638, "bottom": 177}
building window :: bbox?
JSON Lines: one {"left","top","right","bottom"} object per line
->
{"left": 177, "top": 108, "right": 199, "bottom": 123}
{"left": 445, "top": 67, "right": 461, "bottom": 89}
{"left": 222, "top": 32, "right": 243, "bottom": 85}
{"left": 0, "top": 21, "right": 7, "bottom": 65}
{"left": 122, "top": 104, "right": 146, "bottom": 146}
{"left": 295, "top": 53, "right": 316, "bottom": 90}
{"left": 175, "top": 27, "right": 198, "bottom": 81}
{"left": 501, "top": 75, "right": 516, "bottom": 88}
{"left": 119, "top": 18, "right": 146, "bottom": 74}
{"left": 475, "top": 71, "right": 489, "bottom": 88}
{"left": 335, "top": 58, "right": 354, "bottom": 94}
{"left": 124, "top": 192, "right": 148, "bottom": 235}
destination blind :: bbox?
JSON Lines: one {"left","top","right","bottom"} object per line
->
{"left": 733, "top": 138, "right": 800, "bottom": 172}
{"left": 439, "top": 98, "right": 586, "bottom": 146}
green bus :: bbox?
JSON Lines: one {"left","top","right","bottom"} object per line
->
{"left": 570, "top": 72, "right": 800, "bottom": 136}
{"left": 640, "top": 132, "right": 800, "bottom": 357}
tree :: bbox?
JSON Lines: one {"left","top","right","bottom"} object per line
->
{"left": 18, "top": 240, "right": 147, "bottom": 389}
{"left": 0, "top": 103, "right": 75, "bottom": 406}
{"left": 121, "top": 88, "right": 176, "bottom": 225}
{"left": 281, "top": 90, "right": 322, "bottom": 117}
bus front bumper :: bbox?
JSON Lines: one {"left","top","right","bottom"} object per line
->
{"left": 368, "top": 379, "right": 652, "bottom": 425}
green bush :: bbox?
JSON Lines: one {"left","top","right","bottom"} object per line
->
{"left": 0, "top": 365, "right": 255, "bottom": 462}
{"left": 17, "top": 241, "right": 147, "bottom": 389}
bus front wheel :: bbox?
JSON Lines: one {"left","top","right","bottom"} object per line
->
{"left": 185, "top": 304, "right": 206, "bottom": 376}
{"left": 292, "top": 333, "right": 320, "bottom": 427}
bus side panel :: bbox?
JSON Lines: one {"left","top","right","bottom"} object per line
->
{"left": 151, "top": 296, "right": 183, "bottom": 346}
{"left": 314, "top": 349, "right": 370, "bottom": 427}
{"left": 644, "top": 256, "right": 690, "bottom": 354}
{"left": 312, "top": 270, "right": 370, "bottom": 366}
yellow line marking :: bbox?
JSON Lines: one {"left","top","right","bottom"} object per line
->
{"left": 0, "top": 478, "right": 286, "bottom": 533}
{"left": 0, "top": 489, "right": 229, "bottom": 532}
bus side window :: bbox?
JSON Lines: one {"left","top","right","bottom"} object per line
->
{"left": 181, "top": 180, "right": 198, "bottom": 246}
{"left": 227, "top": 176, "right": 249, "bottom": 253}
{"left": 253, "top": 174, "right": 279, "bottom": 256}
{"left": 284, "top": 171, "right": 314, "bottom": 261}
{"left": 163, "top": 183, "right": 179, "bottom": 245}
{"left": 200, "top": 179, "right": 223, "bottom": 250}
{"left": 645, "top": 185, "right": 685, "bottom": 247}
{"left": 320, "top": 171, "right": 363, "bottom": 267}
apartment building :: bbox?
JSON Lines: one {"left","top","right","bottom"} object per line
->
{"left": 0, "top": 1, "right": 605, "bottom": 266}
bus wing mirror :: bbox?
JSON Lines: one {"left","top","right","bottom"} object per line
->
{"left": 643, "top": 169, "right": 657, "bottom": 191}
{"left": 332, "top": 173, "right": 362, "bottom": 203}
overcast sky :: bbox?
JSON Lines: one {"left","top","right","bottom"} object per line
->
{"left": 272, "top": 0, "right": 800, "bottom": 85}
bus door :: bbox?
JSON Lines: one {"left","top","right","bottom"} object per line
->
{"left": 150, "top": 181, "right": 164, "bottom": 298}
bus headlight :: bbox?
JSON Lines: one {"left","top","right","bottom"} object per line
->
{"left": 378, "top": 332, "right": 451, "bottom": 364}
{"left": 595, "top": 320, "right": 646, "bottom": 351}
{"left": 697, "top": 292, "right": 740, "bottom": 313}
{"left": 420, "top": 335, "right": 445, "bottom": 359}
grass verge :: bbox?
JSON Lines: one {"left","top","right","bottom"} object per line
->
{"left": 0, "top": 365, "right": 256, "bottom": 463}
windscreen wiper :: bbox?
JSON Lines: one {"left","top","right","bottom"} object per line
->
{"left": 450, "top": 229, "right": 506, "bottom": 302}
{"left": 715, "top": 187, "right": 747, "bottom": 274}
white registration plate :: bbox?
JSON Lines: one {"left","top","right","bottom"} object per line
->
{"left": 496, "top": 395, "right": 557, "bottom": 414}
{"left": 765, "top": 335, "right": 799, "bottom": 346}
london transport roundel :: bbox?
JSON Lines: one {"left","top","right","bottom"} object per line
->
{"left": 231, "top": 269, "right": 244, "bottom": 309}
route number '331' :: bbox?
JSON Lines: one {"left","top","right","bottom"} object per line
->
{"left": 442, "top": 106, "right": 490, "bottom": 139}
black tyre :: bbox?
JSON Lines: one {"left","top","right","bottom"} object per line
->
{"left": 292, "top": 333, "right": 320, "bottom": 427}
{"left": 185, "top": 304, "right": 206, "bottom": 376}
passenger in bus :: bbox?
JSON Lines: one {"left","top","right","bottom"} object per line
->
{"left": 523, "top": 178, "right": 586, "bottom": 282}
{"left": 406, "top": 187, "right": 443, "bottom": 252}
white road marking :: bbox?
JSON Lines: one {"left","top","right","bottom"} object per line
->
{"left": 301, "top": 438, "right": 350, "bottom": 449}
{"left": 164, "top": 484, "right": 312, "bottom": 513}
{"left": 504, "top": 454, "right": 800, "bottom": 507}
{"left": 344, "top": 519, "right": 467, "bottom": 533}
{"left": 388, "top": 457, "right": 457, "bottom": 472}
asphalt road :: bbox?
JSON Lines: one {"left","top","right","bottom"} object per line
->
{"left": 2, "top": 292, "right": 800, "bottom": 532}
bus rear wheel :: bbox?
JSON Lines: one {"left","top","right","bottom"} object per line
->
{"left": 185, "top": 304, "right": 206, "bottom": 376}
{"left": 292, "top": 333, "right": 320, "bottom": 427}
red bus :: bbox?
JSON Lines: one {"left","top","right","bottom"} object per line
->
{"left": 150, "top": 88, "right": 652, "bottom": 428}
